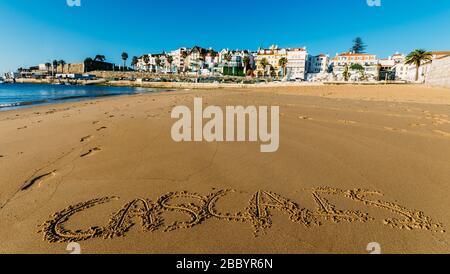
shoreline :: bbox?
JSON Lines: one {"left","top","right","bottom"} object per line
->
{"left": 0, "top": 82, "right": 175, "bottom": 112}
{"left": 2, "top": 82, "right": 450, "bottom": 114}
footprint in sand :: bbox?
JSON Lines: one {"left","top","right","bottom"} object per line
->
{"left": 17, "top": 126, "right": 28, "bottom": 130}
{"left": 80, "top": 147, "right": 102, "bottom": 158}
{"left": 432, "top": 118, "right": 450, "bottom": 126}
{"left": 80, "top": 135, "right": 93, "bottom": 143}
{"left": 409, "top": 123, "right": 427, "bottom": 128}
{"left": 298, "top": 116, "right": 312, "bottom": 120}
{"left": 96, "top": 126, "right": 107, "bottom": 131}
{"left": 0, "top": 155, "right": 4, "bottom": 158}
{"left": 21, "top": 170, "right": 56, "bottom": 191}
{"left": 338, "top": 120, "right": 357, "bottom": 125}
{"left": 384, "top": 127, "right": 407, "bottom": 133}
{"left": 433, "top": 130, "right": 450, "bottom": 137}
{"left": 92, "top": 121, "right": 100, "bottom": 125}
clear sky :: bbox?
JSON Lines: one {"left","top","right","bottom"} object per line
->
{"left": 1, "top": 0, "right": 449, "bottom": 72}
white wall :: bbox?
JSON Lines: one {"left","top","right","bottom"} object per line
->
{"left": 426, "top": 56, "right": 450, "bottom": 88}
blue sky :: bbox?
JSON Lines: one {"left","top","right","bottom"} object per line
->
{"left": 0, "top": 0, "right": 449, "bottom": 72}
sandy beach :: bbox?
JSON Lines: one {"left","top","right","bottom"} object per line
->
{"left": 1, "top": 84, "right": 450, "bottom": 254}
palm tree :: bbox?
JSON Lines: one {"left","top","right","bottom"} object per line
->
{"left": 166, "top": 55, "right": 174, "bottom": 73}
{"left": 350, "top": 63, "right": 365, "bottom": 81}
{"left": 143, "top": 55, "right": 150, "bottom": 72}
{"left": 405, "top": 49, "right": 433, "bottom": 81}
{"left": 278, "top": 57, "right": 288, "bottom": 78}
{"left": 52, "top": 60, "right": 58, "bottom": 75}
{"left": 343, "top": 64, "right": 350, "bottom": 81}
{"left": 121, "top": 52, "right": 129, "bottom": 71}
{"left": 45, "top": 62, "right": 51, "bottom": 75}
{"left": 94, "top": 55, "right": 106, "bottom": 62}
{"left": 259, "top": 58, "right": 269, "bottom": 77}
{"left": 58, "top": 60, "right": 66, "bottom": 74}
{"left": 243, "top": 56, "right": 250, "bottom": 76}
{"left": 224, "top": 52, "right": 232, "bottom": 76}
{"left": 155, "top": 56, "right": 162, "bottom": 73}
{"left": 131, "top": 56, "right": 138, "bottom": 71}
{"left": 181, "top": 51, "right": 188, "bottom": 73}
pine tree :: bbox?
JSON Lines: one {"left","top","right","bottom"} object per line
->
{"left": 351, "top": 37, "right": 366, "bottom": 53}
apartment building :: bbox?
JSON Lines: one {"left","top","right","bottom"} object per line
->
{"left": 254, "top": 45, "right": 288, "bottom": 77}
{"left": 168, "top": 47, "right": 189, "bottom": 73}
{"left": 306, "top": 54, "right": 330, "bottom": 81}
{"left": 286, "top": 47, "right": 308, "bottom": 80}
{"left": 331, "top": 52, "right": 379, "bottom": 81}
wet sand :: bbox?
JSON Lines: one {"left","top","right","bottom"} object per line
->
{"left": 1, "top": 85, "right": 450, "bottom": 254}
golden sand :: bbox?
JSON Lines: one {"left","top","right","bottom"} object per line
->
{"left": 1, "top": 85, "right": 450, "bottom": 254}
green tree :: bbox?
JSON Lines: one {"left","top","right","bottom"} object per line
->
{"left": 45, "top": 62, "right": 51, "bottom": 75}
{"left": 121, "top": 52, "right": 129, "bottom": 71}
{"left": 52, "top": 60, "right": 58, "bottom": 75}
{"left": 155, "top": 56, "right": 162, "bottom": 72}
{"left": 350, "top": 63, "right": 365, "bottom": 80}
{"left": 181, "top": 51, "right": 188, "bottom": 73}
{"left": 224, "top": 52, "right": 232, "bottom": 76}
{"left": 94, "top": 55, "right": 106, "bottom": 62}
{"left": 343, "top": 64, "right": 350, "bottom": 81}
{"left": 259, "top": 58, "right": 269, "bottom": 77}
{"left": 243, "top": 56, "right": 250, "bottom": 76}
{"left": 58, "top": 60, "right": 66, "bottom": 73}
{"left": 166, "top": 55, "right": 174, "bottom": 72}
{"left": 278, "top": 57, "right": 288, "bottom": 78}
{"left": 131, "top": 56, "right": 138, "bottom": 70}
{"left": 143, "top": 55, "right": 150, "bottom": 72}
{"left": 405, "top": 49, "right": 433, "bottom": 81}
{"left": 351, "top": 37, "right": 366, "bottom": 53}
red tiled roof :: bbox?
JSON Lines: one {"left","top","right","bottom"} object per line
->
{"left": 337, "top": 52, "right": 375, "bottom": 57}
{"left": 432, "top": 51, "right": 450, "bottom": 56}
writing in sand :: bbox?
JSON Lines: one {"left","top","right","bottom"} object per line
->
{"left": 39, "top": 187, "right": 445, "bottom": 243}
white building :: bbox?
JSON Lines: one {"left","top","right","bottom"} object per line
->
{"left": 185, "top": 46, "right": 208, "bottom": 72}
{"left": 389, "top": 53, "right": 408, "bottom": 80}
{"left": 38, "top": 63, "right": 50, "bottom": 71}
{"left": 136, "top": 53, "right": 168, "bottom": 73}
{"left": 306, "top": 54, "right": 330, "bottom": 81}
{"left": 286, "top": 47, "right": 307, "bottom": 80}
{"left": 331, "top": 52, "right": 379, "bottom": 81}
{"left": 404, "top": 51, "right": 450, "bottom": 82}
{"left": 204, "top": 49, "right": 219, "bottom": 70}
{"left": 168, "top": 47, "right": 189, "bottom": 73}
{"left": 218, "top": 49, "right": 255, "bottom": 76}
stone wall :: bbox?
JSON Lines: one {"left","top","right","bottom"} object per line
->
{"left": 57, "top": 63, "right": 84, "bottom": 74}
{"left": 426, "top": 55, "right": 450, "bottom": 88}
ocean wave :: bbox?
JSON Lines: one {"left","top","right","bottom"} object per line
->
{"left": 0, "top": 94, "right": 118, "bottom": 109}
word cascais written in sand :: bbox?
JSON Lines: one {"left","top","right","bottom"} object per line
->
{"left": 39, "top": 187, "right": 445, "bottom": 243}
{"left": 171, "top": 98, "right": 280, "bottom": 152}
